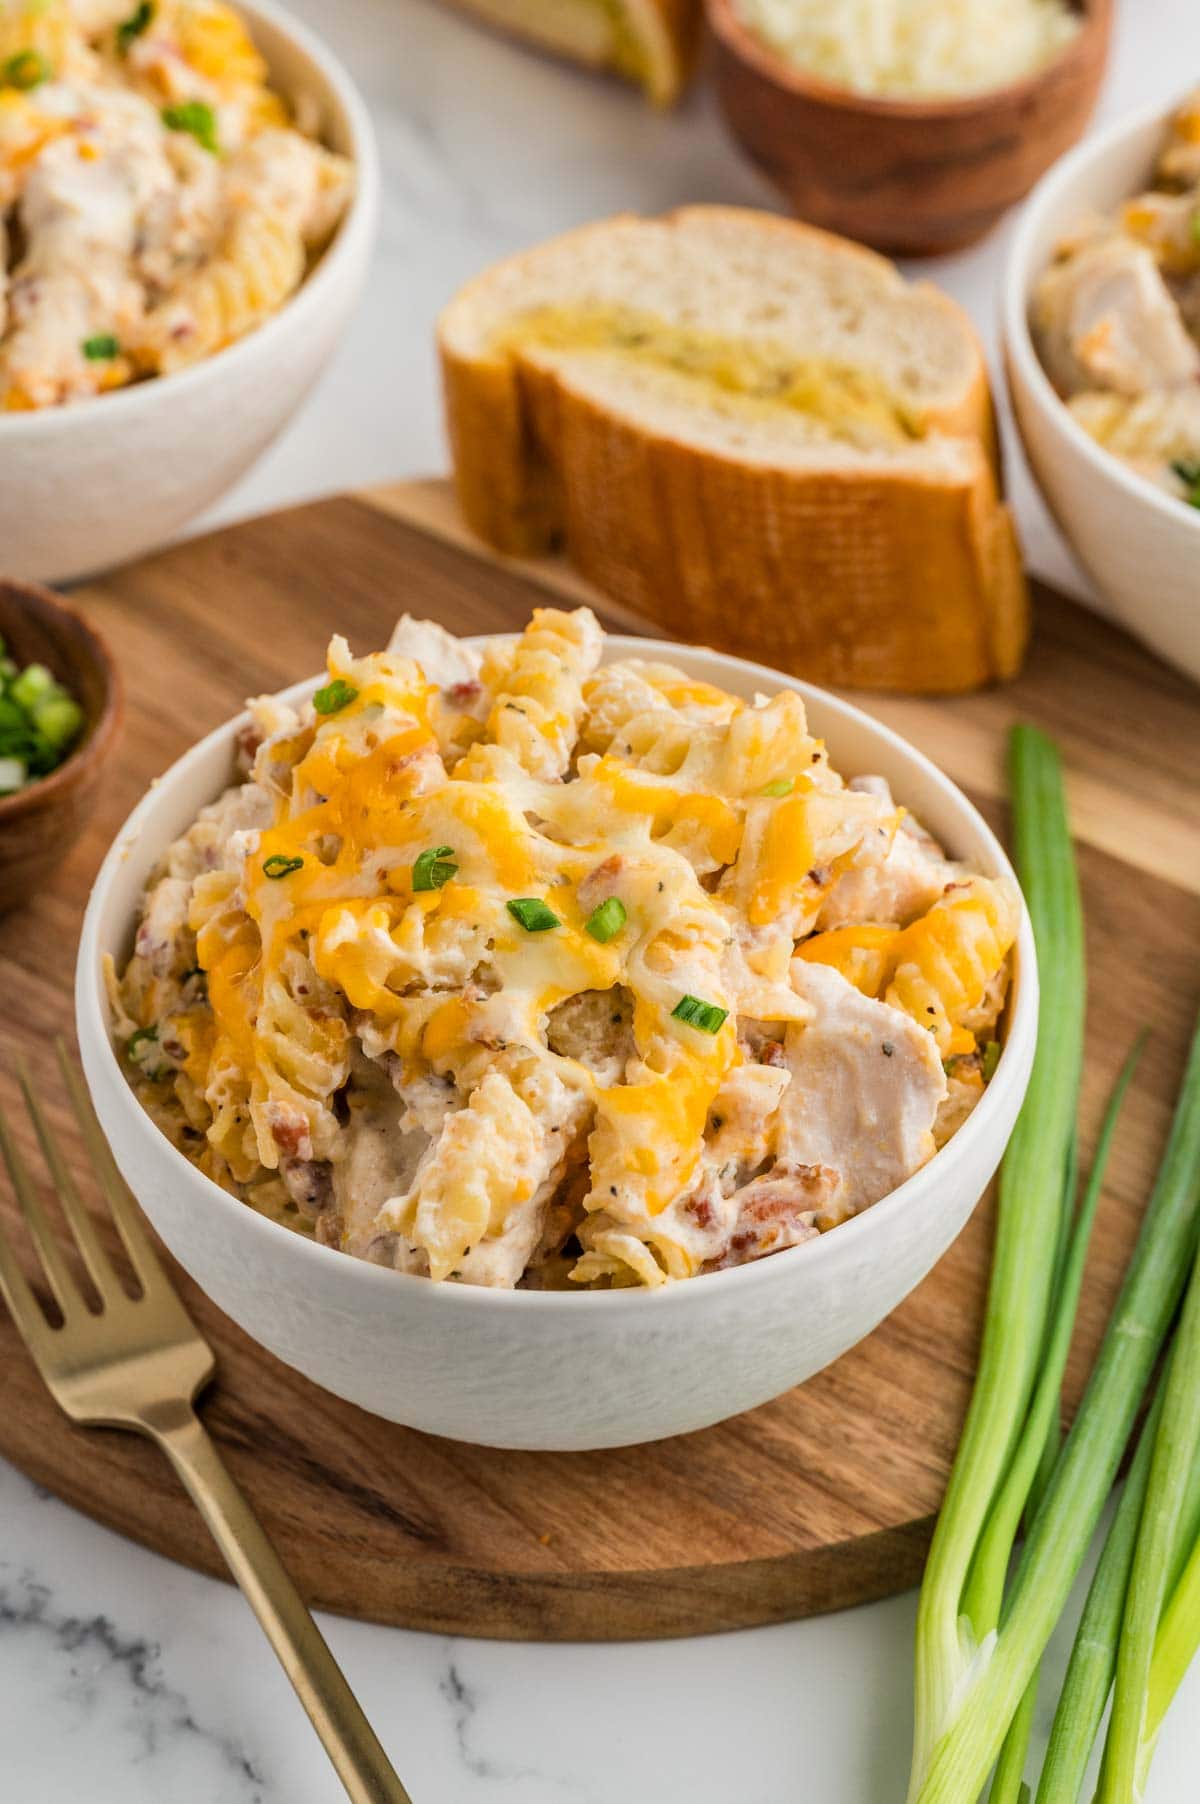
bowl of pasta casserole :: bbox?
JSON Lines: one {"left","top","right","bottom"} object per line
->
{"left": 0, "top": 0, "right": 377, "bottom": 584}
{"left": 1005, "top": 91, "right": 1200, "bottom": 683}
{"left": 76, "top": 610, "right": 1037, "bottom": 1450}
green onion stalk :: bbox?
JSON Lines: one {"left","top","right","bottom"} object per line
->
{"left": 1099, "top": 1121, "right": 1200, "bottom": 1802}
{"left": 1139, "top": 1458, "right": 1200, "bottom": 1787}
{"left": 985, "top": 1048, "right": 1144, "bottom": 1804}
{"left": 907, "top": 726, "right": 1086, "bottom": 1797}
{"left": 1035, "top": 1387, "right": 1167, "bottom": 1802}
{"left": 913, "top": 1009, "right": 1200, "bottom": 1802}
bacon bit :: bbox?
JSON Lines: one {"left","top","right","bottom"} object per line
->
{"left": 760, "top": 1040, "right": 787, "bottom": 1069}
{"left": 577, "top": 853, "right": 625, "bottom": 913}
{"left": 448, "top": 680, "right": 482, "bottom": 705}
{"left": 235, "top": 721, "right": 263, "bottom": 770}
{"left": 806, "top": 865, "right": 832, "bottom": 887}
{"left": 688, "top": 1194, "right": 715, "bottom": 1229}
{"left": 264, "top": 1102, "right": 313, "bottom": 1161}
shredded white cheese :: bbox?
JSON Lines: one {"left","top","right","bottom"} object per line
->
{"left": 736, "top": 0, "right": 1080, "bottom": 99}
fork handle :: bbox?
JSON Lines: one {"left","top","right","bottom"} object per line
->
{"left": 150, "top": 1405, "right": 413, "bottom": 1804}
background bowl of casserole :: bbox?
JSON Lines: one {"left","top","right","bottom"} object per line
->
{"left": 1004, "top": 96, "right": 1200, "bottom": 685}
{"left": 76, "top": 637, "right": 1037, "bottom": 1452}
{"left": 0, "top": 0, "right": 378, "bottom": 587}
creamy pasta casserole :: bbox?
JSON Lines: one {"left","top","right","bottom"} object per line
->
{"left": 0, "top": 0, "right": 352, "bottom": 410}
{"left": 112, "top": 610, "right": 1017, "bottom": 1289}
{"left": 1032, "top": 88, "right": 1200, "bottom": 511}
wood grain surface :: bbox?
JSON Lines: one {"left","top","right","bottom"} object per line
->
{"left": 0, "top": 479, "right": 1196, "bottom": 1642}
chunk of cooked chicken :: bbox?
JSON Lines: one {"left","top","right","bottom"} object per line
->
{"left": 1034, "top": 229, "right": 1200, "bottom": 398}
{"left": 335, "top": 1057, "right": 433, "bottom": 1272}
{"left": 778, "top": 961, "right": 947, "bottom": 1214}
{"left": 817, "top": 815, "right": 960, "bottom": 930}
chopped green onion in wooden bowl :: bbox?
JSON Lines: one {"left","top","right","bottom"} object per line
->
{"left": 0, "top": 634, "right": 86, "bottom": 795}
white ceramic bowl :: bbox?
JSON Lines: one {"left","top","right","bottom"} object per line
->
{"left": 1004, "top": 97, "right": 1200, "bottom": 684}
{"left": 0, "top": 0, "right": 379, "bottom": 586}
{"left": 76, "top": 638, "right": 1037, "bottom": 1451}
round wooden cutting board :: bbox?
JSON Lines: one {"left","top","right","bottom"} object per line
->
{"left": 0, "top": 480, "right": 1196, "bottom": 1642}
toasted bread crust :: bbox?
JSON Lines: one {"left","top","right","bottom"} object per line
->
{"left": 441, "top": 0, "right": 700, "bottom": 103}
{"left": 439, "top": 212, "right": 1029, "bottom": 693}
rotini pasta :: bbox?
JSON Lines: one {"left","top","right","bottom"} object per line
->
{"left": 113, "top": 609, "right": 1018, "bottom": 1290}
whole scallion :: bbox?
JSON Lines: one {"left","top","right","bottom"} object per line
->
{"left": 913, "top": 1008, "right": 1200, "bottom": 1802}
{"left": 909, "top": 725, "right": 1200, "bottom": 1804}
{"left": 1099, "top": 1077, "right": 1200, "bottom": 1800}
{"left": 1036, "top": 1387, "right": 1168, "bottom": 1801}
{"left": 981, "top": 1045, "right": 1143, "bottom": 1803}
{"left": 1141, "top": 1445, "right": 1200, "bottom": 1778}
{"left": 908, "top": 725, "right": 1085, "bottom": 1797}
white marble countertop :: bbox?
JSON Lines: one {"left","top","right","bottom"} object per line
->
{"left": 6, "top": 2, "right": 1200, "bottom": 1799}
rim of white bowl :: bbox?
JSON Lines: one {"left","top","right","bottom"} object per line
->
{"left": 77, "top": 635, "right": 1039, "bottom": 1313}
{"left": 1003, "top": 90, "right": 1200, "bottom": 539}
{"left": 0, "top": 0, "right": 380, "bottom": 438}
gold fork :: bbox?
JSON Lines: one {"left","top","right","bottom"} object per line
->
{"left": 0, "top": 1044, "right": 413, "bottom": 1804}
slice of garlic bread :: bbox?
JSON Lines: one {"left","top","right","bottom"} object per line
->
{"left": 442, "top": 0, "right": 700, "bottom": 106}
{"left": 438, "top": 208, "right": 1029, "bottom": 693}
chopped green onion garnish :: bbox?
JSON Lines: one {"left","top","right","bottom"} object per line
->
{"left": 0, "top": 696, "right": 27, "bottom": 743}
{"left": 507, "top": 897, "right": 561, "bottom": 933}
{"left": 1170, "top": 458, "right": 1200, "bottom": 509}
{"left": 262, "top": 853, "right": 303, "bottom": 879}
{"left": 161, "top": 99, "right": 218, "bottom": 153}
{"left": 585, "top": 897, "right": 627, "bottom": 943}
{"left": 671, "top": 993, "right": 728, "bottom": 1034}
{"left": 758, "top": 778, "right": 794, "bottom": 798}
{"left": 9, "top": 662, "right": 54, "bottom": 711}
{"left": 82, "top": 334, "right": 120, "bottom": 361}
{"left": 2, "top": 49, "right": 51, "bottom": 89}
{"left": 127, "top": 1026, "right": 158, "bottom": 1057}
{"left": 412, "top": 845, "right": 457, "bottom": 891}
{"left": 981, "top": 1039, "right": 1001, "bottom": 1083}
{"left": 0, "top": 650, "right": 85, "bottom": 796}
{"left": 32, "top": 695, "right": 83, "bottom": 751}
{"left": 313, "top": 677, "right": 358, "bottom": 715}
{"left": 116, "top": 0, "right": 154, "bottom": 52}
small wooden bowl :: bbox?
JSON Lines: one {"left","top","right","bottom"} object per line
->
{"left": 0, "top": 581, "right": 123, "bottom": 916}
{"left": 706, "top": 0, "right": 1113, "bottom": 256}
